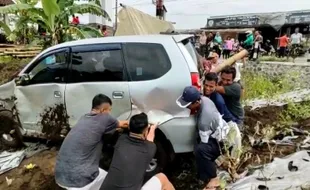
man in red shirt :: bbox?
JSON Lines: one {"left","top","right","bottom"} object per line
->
{"left": 72, "top": 15, "right": 80, "bottom": 25}
{"left": 276, "top": 33, "right": 289, "bottom": 57}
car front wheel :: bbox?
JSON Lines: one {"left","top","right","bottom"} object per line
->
{"left": 0, "top": 109, "right": 24, "bottom": 149}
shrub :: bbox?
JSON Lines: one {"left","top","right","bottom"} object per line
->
{"left": 0, "top": 56, "right": 30, "bottom": 85}
{"left": 242, "top": 71, "right": 295, "bottom": 100}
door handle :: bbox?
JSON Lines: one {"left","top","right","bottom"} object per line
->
{"left": 112, "top": 91, "right": 124, "bottom": 99}
{"left": 54, "top": 91, "right": 62, "bottom": 98}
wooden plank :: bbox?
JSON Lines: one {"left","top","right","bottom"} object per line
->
{"left": 13, "top": 55, "right": 36, "bottom": 58}
{"left": 3, "top": 48, "right": 42, "bottom": 52}
{"left": 4, "top": 51, "right": 40, "bottom": 55}
{"left": 0, "top": 43, "right": 15, "bottom": 48}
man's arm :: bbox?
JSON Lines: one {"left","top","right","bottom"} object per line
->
{"left": 216, "top": 99, "right": 225, "bottom": 116}
{"left": 118, "top": 120, "right": 129, "bottom": 128}
{"left": 105, "top": 118, "right": 129, "bottom": 134}
{"left": 216, "top": 86, "right": 225, "bottom": 94}
{"left": 146, "top": 124, "right": 157, "bottom": 142}
{"left": 217, "top": 83, "right": 241, "bottom": 98}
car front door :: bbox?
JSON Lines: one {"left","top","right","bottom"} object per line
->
{"left": 14, "top": 48, "right": 70, "bottom": 137}
{"left": 65, "top": 44, "right": 132, "bottom": 127}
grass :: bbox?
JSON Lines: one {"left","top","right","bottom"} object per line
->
{"left": 242, "top": 71, "right": 296, "bottom": 101}
{"left": 259, "top": 56, "right": 292, "bottom": 62}
{"left": 281, "top": 101, "right": 310, "bottom": 122}
{"left": 0, "top": 56, "right": 30, "bottom": 85}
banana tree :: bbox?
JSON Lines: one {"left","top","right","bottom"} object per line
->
{"left": 0, "top": 0, "right": 111, "bottom": 46}
{"left": 0, "top": 0, "right": 40, "bottom": 44}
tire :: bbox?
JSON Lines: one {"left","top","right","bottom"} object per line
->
{"left": 0, "top": 109, "right": 24, "bottom": 149}
{"left": 143, "top": 140, "right": 169, "bottom": 183}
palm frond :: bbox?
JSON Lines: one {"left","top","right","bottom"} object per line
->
{"left": 66, "top": 26, "right": 87, "bottom": 39}
{"left": 28, "top": 7, "right": 49, "bottom": 21}
{"left": 89, "top": 0, "right": 101, "bottom": 6}
{"left": 65, "top": 25, "right": 103, "bottom": 39}
{"left": 78, "top": 25, "right": 103, "bottom": 37}
{"left": 0, "top": 3, "right": 33, "bottom": 14}
{"left": 0, "top": 21, "right": 12, "bottom": 35}
{"left": 57, "top": 0, "right": 73, "bottom": 10}
{"left": 68, "top": 3, "right": 111, "bottom": 21}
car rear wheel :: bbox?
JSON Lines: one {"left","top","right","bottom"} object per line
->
{"left": 0, "top": 109, "right": 24, "bottom": 149}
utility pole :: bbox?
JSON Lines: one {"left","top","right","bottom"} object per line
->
{"left": 114, "top": 0, "right": 118, "bottom": 35}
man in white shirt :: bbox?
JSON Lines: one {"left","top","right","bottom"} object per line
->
{"left": 290, "top": 28, "right": 303, "bottom": 45}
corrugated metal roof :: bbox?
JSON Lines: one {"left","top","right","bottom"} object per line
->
{"left": 209, "top": 9, "right": 310, "bottom": 19}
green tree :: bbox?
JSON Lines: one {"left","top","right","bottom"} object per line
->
{"left": 0, "top": 0, "right": 110, "bottom": 47}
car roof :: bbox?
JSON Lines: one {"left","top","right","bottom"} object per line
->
{"left": 42, "top": 34, "right": 193, "bottom": 54}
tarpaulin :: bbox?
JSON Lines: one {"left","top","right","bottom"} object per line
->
{"left": 228, "top": 151, "right": 310, "bottom": 190}
{"left": 115, "top": 5, "right": 175, "bottom": 36}
{"left": 0, "top": 142, "right": 48, "bottom": 175}
{"left": 245, "top": 89, "right": 310, "bottom": 110}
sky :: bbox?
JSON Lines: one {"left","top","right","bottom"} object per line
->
{"left": 116, "top": 0, "right": 310, "bottom": 29}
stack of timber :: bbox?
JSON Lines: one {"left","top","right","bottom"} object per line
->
{"left": 0, "top": 44, "right": 42, "bottom": 59}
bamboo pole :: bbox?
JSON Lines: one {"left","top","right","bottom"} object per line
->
{"left": 214, "top": 49, "right": 248, "bottom": 73}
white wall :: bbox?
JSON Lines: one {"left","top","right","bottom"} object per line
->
{"left": 74, "top": 0, "right": 113, "bottom": 26}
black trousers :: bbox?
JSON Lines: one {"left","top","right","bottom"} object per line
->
{"left": 279, "top": 47, "right": 286, "bottom": 57}
{"left": 194, "top": 138, "right": 221, "bottom": 182}
{"left": 213, "top": 45, "right": 221, "bottom": 58}
{"left": 223, "top": 49, "right": 231, "bottom": 59}
{"left": 200, "top": 45, "right": 207, "bottom": 57}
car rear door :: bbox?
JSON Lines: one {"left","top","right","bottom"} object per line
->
{"left": 65, "top": 43, "right": 132, "bottom": 127}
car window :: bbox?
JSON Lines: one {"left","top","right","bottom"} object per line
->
{"left": 27, "top": 51, "right": 68, "bottom": 85}
{"left": 123, "top": 43, "right": 171, "bottom": 81}
{"left": 68, "top": 50, "right": 125, "bottom": 83}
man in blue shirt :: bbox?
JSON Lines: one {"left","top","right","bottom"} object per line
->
{"left": 203, "top": 72, "right": 238, "bottom": 123}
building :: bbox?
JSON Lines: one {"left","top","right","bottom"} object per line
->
{"left": 74, "top": 0, "right": 113, "bottom": 27}
{"left": 204, "top": 10, "right": 310, "bottom": 45}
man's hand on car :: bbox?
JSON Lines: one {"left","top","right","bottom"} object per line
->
{"left": 118, "top": 120, "right": 129, "bottom": 128}
{"left": 146, "top": 123, "right": 158, "bottom": 142}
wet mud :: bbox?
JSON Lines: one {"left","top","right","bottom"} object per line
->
{"left": 0, "top": 150, "right": 64, "bottom": 190}
{"left": 40, "top": 104, "right": 70, "bottom": 141}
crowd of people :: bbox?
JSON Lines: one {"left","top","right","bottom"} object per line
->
{"left": 197, "top": 27, "right": 305, "bottom": 61}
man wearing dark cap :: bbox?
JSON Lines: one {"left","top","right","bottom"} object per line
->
{"left": 176, "top": 86, "right": 231, "bottom": 190}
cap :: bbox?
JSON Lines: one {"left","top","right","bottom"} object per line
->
{"left": 245, "top": 30, "right": 252, "bottom": 34}
{"left": 207, "top": 52, "right": 218, "bottom": 60}
{"left": 176, "top": 86, "right": 201, "bottom": 108}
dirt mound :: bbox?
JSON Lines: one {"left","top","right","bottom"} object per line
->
{"left": 0, "top": 150, "right": 63, "bottom": 190}
{"left": 0, "top": 57, "right": 29, "bottom": 85}
{"left": 244, "top": 105, "right": 284, "bottom": 128}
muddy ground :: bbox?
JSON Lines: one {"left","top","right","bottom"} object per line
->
{"left": 1, "top": 105, "right": 309, "bottom": 190}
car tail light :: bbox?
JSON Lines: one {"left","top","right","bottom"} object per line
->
{"left": 191, "top": 72, "right": 201, "bottom": 90}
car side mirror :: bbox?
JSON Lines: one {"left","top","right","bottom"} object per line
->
{"left": 15, "top": 74, "right": 31, "bottom": 86}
